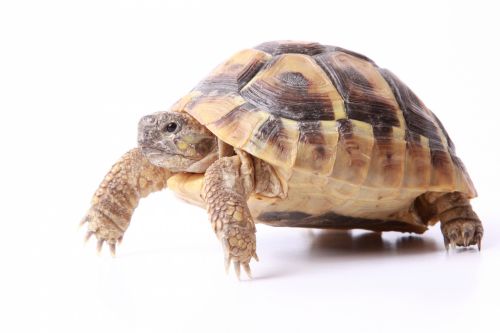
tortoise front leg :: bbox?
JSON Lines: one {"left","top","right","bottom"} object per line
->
{"left": 202, "top": 150, "right": 257, "bottom": 279}
{"left": 81, "top": 148, "right": 172, "bottom": 254}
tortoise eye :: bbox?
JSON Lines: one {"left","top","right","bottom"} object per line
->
{"left": 164, "top": 122, "right": 178, "bottom": 133}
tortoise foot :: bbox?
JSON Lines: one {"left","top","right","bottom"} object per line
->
{"left": 221, "top": 223, "right": 258, "bottom": 280}
{"left": 81, "top": 207, "right": 125, "bottom": 256}
{"left": 441, "top": 219, "right": 483, "bottom": 251}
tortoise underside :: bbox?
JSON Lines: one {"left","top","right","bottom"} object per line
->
{"left": 168, "top": 172, "right": 429, "bottom": 233}
{"left": 257, "top": 210, "right": 427, "bottom": 233}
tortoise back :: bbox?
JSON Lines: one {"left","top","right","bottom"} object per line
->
{"left": 177, "top": 40, "right": 475, "bottom": 199}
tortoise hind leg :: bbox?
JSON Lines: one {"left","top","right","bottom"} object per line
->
{"left": 416, "top": 192, "right": 483, "bottom": 250}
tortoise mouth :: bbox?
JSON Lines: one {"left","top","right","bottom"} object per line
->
{"left": 139, "top": 146, "right": 197, "bottom": 160}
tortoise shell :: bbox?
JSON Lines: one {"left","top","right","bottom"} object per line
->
{"left": 172, "top": 41, "right": 475, "bottom": 210}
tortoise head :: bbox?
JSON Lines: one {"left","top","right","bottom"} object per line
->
{"left": 138, "top": 111, "right": 218, "bottom": 172}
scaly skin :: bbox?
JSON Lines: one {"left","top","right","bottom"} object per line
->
{"left": 436, "top": 192, "right": 483, "bottom": 250}
{"left": 423, "top": 192, "right": 483, "bottom": 250}
{"left": 202, "top": 151, "right": 257, "bottom": 279}
{"left": 81, "top": 148, "right": 172, "bottom": 254}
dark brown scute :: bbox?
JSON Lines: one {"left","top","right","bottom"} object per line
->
{"left": 371, "top": 125, "right": 395, "bottom": 175}
{"left": 314, "top": 54, "right": 344, "bottom": 98}
{"left": 254, "top": 116, "right": 292, "bottom": 160}
{"left": 298, "top": 121, "right": 328, "bottom": 160}
{"left": 404, "top": 129, "right": 421, "bottom": 144}
{"left": 378, "top": 68, "right": 452, "bottom": 168}
{"left": 254, "top": 41, "right": 375, "bottom": 63}
{"left": 255, "top": 41, "right": 326, "bottom": 56}
{"left": 372, "top": 125, "right": 393, "bottom": 142}
{"left": 450, "top": 155, "right": 467, "bottom": 173}
{"left": 432, "top": 113, "right": 456, "bottom": 153}
{"left": 430, "top": 149, "right": 451, "bottom": 169}
{"left": 404, "top": 128, "right": 426, "bottom": 160}
{"left": 315, "top": 54, "right": 400, "bottom": 128}
{"left": 298, "top": 121, "right": 325, "bottom": 144}
{"left": 258, "top": 210, "right": 427, "bottom": 233}
{"left": 379, "top": 69, "right": 440, "bottom": 143}
{"left": 336, "top": 118, "right": 371, "bottom": 169}
{"left": 324, "top": 46, "right": 375, "bottom": 64}
{"left": 241, "top": 69, "right": 335, "bottom": 121}
{"left": 337, "top": 118, "right": 353, "bottom": 140}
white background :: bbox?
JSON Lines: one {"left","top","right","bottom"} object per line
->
{"left": 1, "top": 0, "right": 499, "bottom": 332}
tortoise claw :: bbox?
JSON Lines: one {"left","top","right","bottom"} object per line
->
{"left": 96, "top": 239, "right": 104, "bottom": 253}
{"left": 449, "top": 229, "right": 459, "bottom": 248}
{"left": 223, "top": 255, "right": 253, "bottom": 279}
{"left": 242, "top": 263, "right": 252, "bottom": 279}
{"left": 442, "top": 219, "right": 483, "bottom": 251}
{"left": 109, "top": 243, "right": 116, "bottom": 257}
{"left": 224, "top": 257, "right": 231, "bottom": 275}
{"left": 79, "top": 215, "right": 88, "bottom": 227}
{"left": 84, "top": 231, "right": 94, "bottom": 243}
{"left": 233, "top": 261, "right": 241, "bottom": 280}
{"left": 443, "top": 235, "right": 450, "bottom": 251}
{"left": 83, "top": 229, "right": 119, "bottom": 257}
{"left": 81, "top": 207, "right": 124, "bottom": 257}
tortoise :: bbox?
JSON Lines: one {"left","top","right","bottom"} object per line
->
{"left": 81, "top": 40, "right": 483, "bottom": 279}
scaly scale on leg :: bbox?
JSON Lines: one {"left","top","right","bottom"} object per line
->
{"left": 422, "top": 192, "right": 484, "bottom": 250}
{"left": 203, "top": 152, "right": 258, "bottom": 279}
{"left": 80, "top": 148, "right": 171, "bottom": 255}
{"left": 436, "top": 192, "right": 483, "bottom": 250}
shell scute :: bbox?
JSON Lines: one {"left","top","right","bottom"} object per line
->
{"left": 294, "top": 121, "right": 338, "bottom": 175}
{"left": 359, "top": 126, "right": 406, "bottom": 200}
{"left": 401, "top": 134, "right": 432, "bottom": 190}
{"left": 315, "top": 51, "right": 405, "bottom": 131}
{"left": 207, "top": 103, "right": 268, "bottom": 149}
{"left": 255, "top": 40, "right": 327, "bottom": 56}
{"left": 185, "top": 92, "right": 246, "bottom": 125}
{"left": 242, "top": 115, "right": 299, "bottom": 168}
{"left": 329, "top": 119, "right": 374, "bottom": 196}
{"left": 194, "top": 49, "right": 271, "bottom": 94}
{"left": 241, "top": 53, "right": 344, "bottom": 121}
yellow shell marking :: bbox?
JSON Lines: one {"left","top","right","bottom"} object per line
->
{"left": 209, "top": 48, "right": 271, "bottom": 78}
{"left": 185, "top": 93, "right": 247, "bottom": 125}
